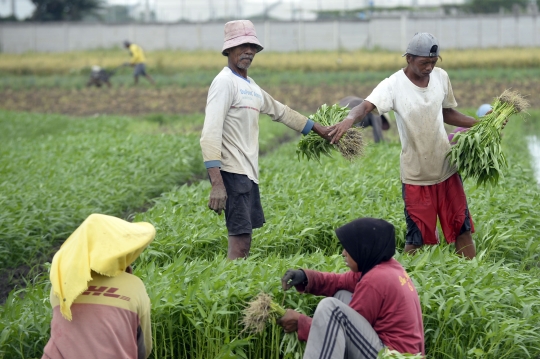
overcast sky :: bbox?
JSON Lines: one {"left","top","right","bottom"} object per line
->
{"left": 0, "top": 0, "right": 33, "bottom": 19}
{"left": 1, "top": 0, "right": 464, "bottom": 21}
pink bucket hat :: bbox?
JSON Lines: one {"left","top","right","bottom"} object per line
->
{"left": 221, "top": 20, "right": 264, "bottom": 56}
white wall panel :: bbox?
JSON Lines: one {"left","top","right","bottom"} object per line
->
{"left": 1, "top": 15, "right": 539, "bottom": 53}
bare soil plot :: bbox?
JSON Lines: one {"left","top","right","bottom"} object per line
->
{"left": 1, "top": 80, "right": 538, "bottom": 116}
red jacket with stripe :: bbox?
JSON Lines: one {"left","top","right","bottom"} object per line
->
{"left": 296, "top": 258, "right": 425, "bottom": 356}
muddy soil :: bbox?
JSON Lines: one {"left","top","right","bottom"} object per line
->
{"left": 1, "top": 81, "right": 537, "bottom": 116}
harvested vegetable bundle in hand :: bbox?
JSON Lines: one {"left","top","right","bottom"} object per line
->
{"left": 297, "top": 103, "right": 364, "bottom": 162}
{"left": 242, "top": 292, "right": 286, "bottom": 334}
{"left": 448, "top": 89, "right": 529, "bottom": 187}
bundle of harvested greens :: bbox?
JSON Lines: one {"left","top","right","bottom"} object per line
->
{"left": 242, "top": 292, "right": 286, "bottom": 334}
{"left": 447, "top": 89, "right": 529, "bottom": 187}
{"left": 297, "top": 103, "right": 364, "bottom": 162}
{"left": 378, "top": 349, "right": 423, "bottom": 359}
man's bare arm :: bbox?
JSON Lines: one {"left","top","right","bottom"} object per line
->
{"left": 443, "top": 108, "right": 477, "bottom": 128}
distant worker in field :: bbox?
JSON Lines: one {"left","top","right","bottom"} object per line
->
{"left": 338, "top": 96, "right": 391, "bottom": 143}
{"left": 329, "top": 33, "right": 478, "bottom": 259}
{"left": 87, "top": 65, "right": 113, "bottom": 88}
{"left": 123, "top": 40, "right": 155, "bottom": 85}
{"left": 42, "top": 214, "right": 154, "bottom": 359}
{"left": 278, "top": 217, "right": 425, "bottom": 358}
{"left": 200, "top": 20, "right": 332, "bottom": 260}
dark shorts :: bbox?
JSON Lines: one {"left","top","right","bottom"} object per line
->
{"left": 402, "top": 173, "right": 474, "bottom": 246}
{"left": 221, "top": 171, "right": 265, "bottom": 236}
{"left": 133, "top": 63, "right": 147, "bottom": 76}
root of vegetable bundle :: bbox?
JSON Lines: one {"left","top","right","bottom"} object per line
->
{"left": 297, "top": 103, "right": 365, "bottom": 162}
{"left": 448, "top": 89, "right": 529, "bottom": 187}
{"left": 242, "top": 292, "right": 286, "bottom": 334}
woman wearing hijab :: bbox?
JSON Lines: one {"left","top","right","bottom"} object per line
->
{"left": 42, "top": 214, "right": 155, "bottom": 359}
{"left": 277, "top": 218, "right": 424, "bottom": 358}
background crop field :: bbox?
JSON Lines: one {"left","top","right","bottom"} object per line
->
{"left": 1, "top": 49, "right": 540, "bottom": 116}
{"left": 2, "top": 48, "right": 540, "bottom": 75}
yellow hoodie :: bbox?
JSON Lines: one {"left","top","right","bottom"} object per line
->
{"left": 50, "top": 213, "right": 155, "bottom": 320}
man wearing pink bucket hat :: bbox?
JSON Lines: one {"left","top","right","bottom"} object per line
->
{"left": 200, "top": 20, "right": 332, "bottom": 260}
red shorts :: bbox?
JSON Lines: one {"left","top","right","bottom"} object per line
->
{"left": 402, "top": 173, "right": 474, "bottom": 245}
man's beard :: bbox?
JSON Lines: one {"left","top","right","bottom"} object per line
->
{"left": 237, "top": 57, "right": 253, "bottom": 70}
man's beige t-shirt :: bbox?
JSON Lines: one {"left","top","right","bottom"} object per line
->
{"left": 365, "top": 67, "right": 458, "bottom": 185}
{"left": 200, "top": 67, "right": 310, "bottom": 183}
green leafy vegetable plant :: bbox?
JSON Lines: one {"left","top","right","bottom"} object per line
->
{"left": 378, "top": 349, "right": 423, "bottom": 358}
{"left": 297, "top": 104, "right": 364, "bottom": 162}
{"left": 448, "top": 89, "right": 529, "bottom": 187}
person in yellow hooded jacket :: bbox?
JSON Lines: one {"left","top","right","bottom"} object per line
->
{"left": 123, "top": 40, "right": 156, "bottom": 85}
{"left": 41, "top": 213, "right": 155, "bottom": 359}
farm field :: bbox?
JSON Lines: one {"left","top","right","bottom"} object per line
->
{"left": 0, "top": 49, "right": 539, "bottom": 358}
{"left": 0, "top": 110, "right": 293, "bottom": 301}
{"left": 1, "top": 48, "right": 540, "bottom": 116}
{"left": 1, "top": 111, "right": 539, "bottom": 358}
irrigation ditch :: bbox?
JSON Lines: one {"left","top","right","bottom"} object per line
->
{"left": 528, "top": 135, "right": 540, "bottom": 185}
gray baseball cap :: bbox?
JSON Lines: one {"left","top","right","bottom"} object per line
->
{"left": 402, "top": 32, "right": 439, "bottom": 57}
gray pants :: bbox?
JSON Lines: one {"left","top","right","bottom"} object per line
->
{"left": 133, "top": 63, "right": 147, "bottom": 76}
{"left": 303, "top": 291, "right": 385, "bottom": 359}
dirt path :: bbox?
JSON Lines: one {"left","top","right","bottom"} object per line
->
{"left": 1, "top": 81, "right": 537, "bottom": 116}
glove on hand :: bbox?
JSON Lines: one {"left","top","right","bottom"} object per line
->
{"left": 281, "top": 269, "right": 307, "bottom": 291}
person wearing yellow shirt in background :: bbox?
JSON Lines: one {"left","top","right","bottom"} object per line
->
{"left": 123, "top": 40, "right": 156, "bottom": 85}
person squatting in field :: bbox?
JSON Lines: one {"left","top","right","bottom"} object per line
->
{"left": 329, "top": 32, "right": 478, "bottom": 259}
{"left": 199, "top": 20, "right": 332, "bottom": 260}
{"left": 41, "top": 214, "right": 154, "bottom": 359}
{"left": 123, "top": 40, "right": 156, "bottom": 85}
{"left": 87, "top": 65, "right": 112, "bottom": 88}
{"left": 277, "top": 218, "right": 425, "bottom": 359}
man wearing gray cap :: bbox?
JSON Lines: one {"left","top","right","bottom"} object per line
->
{"left": 200, "top": 20, "right": 331, "bottom": 260}
{"left": 329, "top": 33, "right": 478, "bottom": 259}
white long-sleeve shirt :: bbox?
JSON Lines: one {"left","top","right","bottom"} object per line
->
{"left": 200, "top": 67, "right": 313, "bottom": 183}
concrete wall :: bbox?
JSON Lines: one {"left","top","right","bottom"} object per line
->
{"left": 1, "top": 15, "right": 539, "bottom": 53}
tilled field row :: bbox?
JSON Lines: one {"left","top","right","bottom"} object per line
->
{"left": 1, "top": 81, "right": 537, "bottom": 116}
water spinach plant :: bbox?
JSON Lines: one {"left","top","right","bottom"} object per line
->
{"left": 448, "top": 89, "right": 529, "bottom": 186}
{"left": 297, "top": 103, "right": 364, "bottom": 162}
{"left": 1, "top": 111, "right": 540, "bottom": 359}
